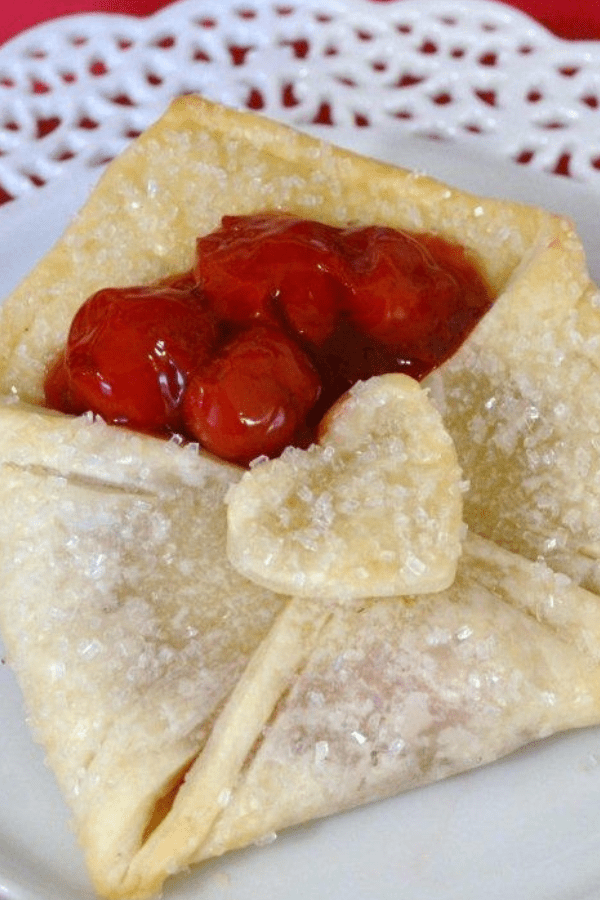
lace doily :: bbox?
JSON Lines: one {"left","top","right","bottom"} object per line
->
{"left": 0, "top": 0, "right": 599, "bottom": 205}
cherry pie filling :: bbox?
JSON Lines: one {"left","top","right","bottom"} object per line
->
{"left": 44, "top": 212, "right": 493, "bottom": 466}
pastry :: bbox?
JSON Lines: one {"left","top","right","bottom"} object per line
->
{"left": 226, "top": 373, "right": 465, "bottom": 600}
{"left": 1, "top": 95, "right": 600, "bottom": 899}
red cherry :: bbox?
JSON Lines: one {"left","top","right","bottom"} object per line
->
{"left": 61, "top": 285, "right": 217, "bottom": 432}
{"left": 340, "top": 227, "right": 455, "bottom": 352}
{"left": 340, "top": 226, "right": 492, "bottom": 368}
{"left": 276, "top": 265, "right": 343, "bottom": 347}
{"left": 44, "top": 213, "right": 493, "bottom": 462}
{"left": 194, "top": 213, "right": 344, "bottom": 345}
{"left": 417, "top": 232, "right": 494, "bottom": 361}
{"left": 182, "top": 325, "right": 321, "bottom": 465}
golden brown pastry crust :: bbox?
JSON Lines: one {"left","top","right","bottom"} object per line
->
{"left": 2, "top": 93, "right": 595, "bottom": 581}
{"left": 3, "top": 401, "right": 600, "bottom": 900}
{"left": 226, "top": 374, "right": 464, "bottom": 601}
{"left": 0, "top": 93, "right": 572, "bottom": 402}
{"left": 1, "top": 96, "right": 600, "bottom": 899}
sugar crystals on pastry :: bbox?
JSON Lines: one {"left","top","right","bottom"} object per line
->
{"left": 1, "top": 96, "right": 600, "bottom": 899}
{"left": 226, "top": 373, "right": 465, "bottom": 601}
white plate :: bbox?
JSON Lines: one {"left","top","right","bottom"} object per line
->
{"left": 2, "top": 2, "right": 600, "bottom": 899}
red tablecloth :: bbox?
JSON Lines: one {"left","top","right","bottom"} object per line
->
{"left": 0, "top": 0, "right": 599, "bottom": 47}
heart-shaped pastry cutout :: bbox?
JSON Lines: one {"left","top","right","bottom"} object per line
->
{"left": 226, "top": 373, "right": 464, "bottom": 601}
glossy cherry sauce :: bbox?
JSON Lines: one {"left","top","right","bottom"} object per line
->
{"left": 45, "top": 212, "right": 493, "bottom": 466}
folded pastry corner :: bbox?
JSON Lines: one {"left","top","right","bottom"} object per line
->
{"left": 226, "top": 373, "right": 465, "bottom": 601}
{"left": 3, "top": 396, "right": 600, "bottom": 900}
{"left": 1, "top": 95, "right": 600, "bottom": 899}
{"left": 424, "top": 214, "right": 600, "bottom": 587}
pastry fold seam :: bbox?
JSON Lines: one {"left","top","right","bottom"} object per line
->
{"left": 119, "top": 597, "right": 332, "bottom": 899}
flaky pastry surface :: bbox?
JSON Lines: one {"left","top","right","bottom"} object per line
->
{"left": 0, "top": 94, "right": 596, "bottom": 584}
{"left": 227, "top": 374, "right": 464, "bottom": 600}
{"left": 0, "top": 96, "right": 600, "bottom": 899}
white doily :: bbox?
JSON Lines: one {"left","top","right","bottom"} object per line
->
{"left": 0, "top": 0, "right": 599, "bottom": 205}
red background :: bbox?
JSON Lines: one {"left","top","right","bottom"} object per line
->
{"left": 0, "top": 0, "right": 599, "bottom": 47}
